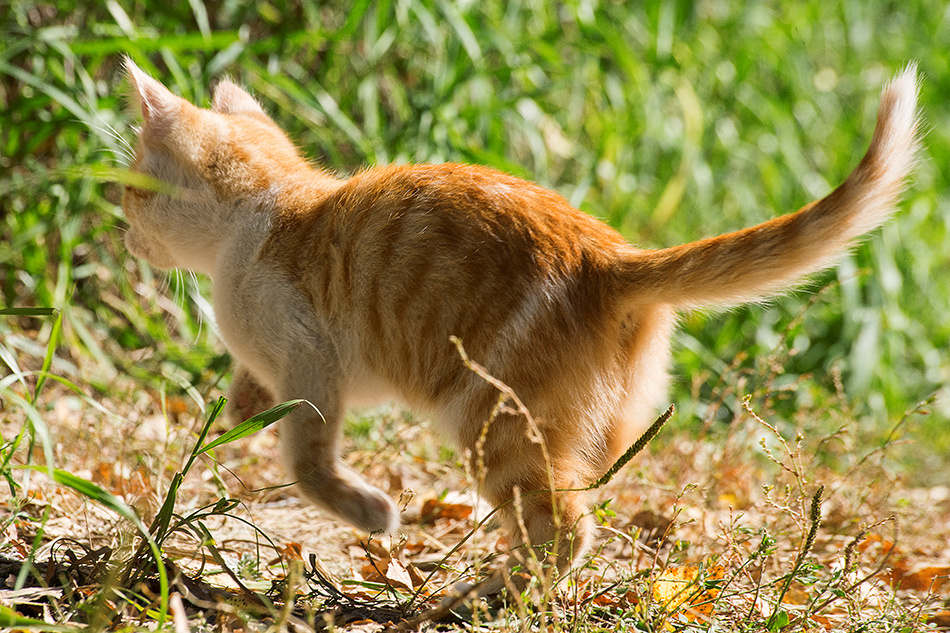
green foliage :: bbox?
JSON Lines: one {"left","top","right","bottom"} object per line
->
{"left": 10, "top": 395, "right": 299, "bottom": 629}
{"left": 2, "top": 14, "right": 949, "bottom": 628}
{"left": 3, "top": 1, "right": 947, "bottom": 446}
{"left": 130, "top": 396, "right": 296, "bottom": 563}
{"left": 0, "top": 604, "right": 83, "bottom": 632}
{"left": 21, "top": 463, "right": 172, "bottom": 628}
{"left": 3, "top": 5, "right": 947, "bottom": 628}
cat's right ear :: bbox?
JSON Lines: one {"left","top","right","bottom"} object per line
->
{"left": 212, "top": 79, "right": 267, "bottom": 117}
{"left": 124, "top": 57, "right": 183, "bottom": 133}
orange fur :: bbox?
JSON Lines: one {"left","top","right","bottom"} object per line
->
{"left": 121, "top": 58, "right": 920, "bottom": 588}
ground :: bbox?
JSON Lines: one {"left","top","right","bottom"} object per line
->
{"left": 2, "top": 337, "right": 948, "bottom": 630}
{"left": 2, "top": 1, "right": 950, "bottom": 630}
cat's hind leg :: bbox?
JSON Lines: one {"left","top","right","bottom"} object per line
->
{"left": 470, "top": 414, "right": 594, "bottom": 594}
{"left": 226, "top": 364, "right": 276, "bottom": 425}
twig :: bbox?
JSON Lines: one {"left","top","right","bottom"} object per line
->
{"left": 769, "top": 485, "right": 823, "bottom": 628}
{"left": 585, "top": 405, "right": 674, "bottom": 491}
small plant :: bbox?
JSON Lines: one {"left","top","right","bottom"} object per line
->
{"left": 2, "top": 369, "right": 301, "bottom": 629}
{"left": 2, "top": 1, "right": 948, "bottom": 630}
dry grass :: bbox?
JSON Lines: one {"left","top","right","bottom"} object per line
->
{"left": 2, "top": 321, "right": 948, "bottom": 631}
{"left": 3, "top": 1, "right": 950, "bottom": 630}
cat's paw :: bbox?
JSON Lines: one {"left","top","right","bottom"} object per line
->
{"left": 297, "top": 468, "right": 400, "bottom": 535}
{"left": 342, "top": 484, "right": 400, "bottom": 535}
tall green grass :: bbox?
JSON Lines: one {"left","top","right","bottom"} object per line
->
{"left": 2, "top": 4, "right": 950, "bottom": 629}
{"left": 2, "top": 1, "right": 948, "bottom": 470}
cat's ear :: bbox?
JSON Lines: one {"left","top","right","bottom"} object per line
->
{"left": 124, "top": 57, "right": 184, "bottom": 131}
{"left": 212, "top": 79, "right": 266, "bottom": 117}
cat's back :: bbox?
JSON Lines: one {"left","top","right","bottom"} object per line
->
{"left": 275, "top": 162, "right": 631, "bottom": 279}
{"left": 265, "top": 162, "right": 636, "bottom": 408}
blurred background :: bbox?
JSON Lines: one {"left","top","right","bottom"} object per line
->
{"left": 2, "top": 0, "right": 948, "bottom": 481}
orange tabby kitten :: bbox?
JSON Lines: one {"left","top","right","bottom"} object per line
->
{"left": 121, "top": 58, "right": 919, "bottom": 587}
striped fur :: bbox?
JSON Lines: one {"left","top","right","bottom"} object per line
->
{"left": 121, "top": 59, "right": 919, "bottom": 585}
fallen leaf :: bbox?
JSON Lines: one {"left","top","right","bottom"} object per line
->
{"left": 420, "top": 498, "right": 473, "bottom": 523}
{"left": 891, "top": 565, "right": 950, "bottom": 592}
{"left": 860, "top": 534, "right": 950, "bottom": 592}
{"left": 357, "top": 563, "right": 386, "bottom": 585}
{"left": 858, "top": 533, "right": 897, "bottom": 557}
{"left": 407, "top": 563, "right": 428, "bottom": 590}
{"left": 384, "top": 558, "right": 414, "bottom": 592}
{"left": 3, "top": 523, "right": 28, "bottom": 558}
{"left": 279, "top": 542, "right": 303, "bottom": 561}
{"left": 928, "top": 611, "right": 950, "bottom": 628}
{"left": 652, "top": 563, "right": 725, "bottom": 621}
{"left": 810, "top": 614, "right": 834, "bottom": 630}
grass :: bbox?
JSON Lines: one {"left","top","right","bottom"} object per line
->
{"left": 2, "top": 0, "right": 950, "bottom": 630}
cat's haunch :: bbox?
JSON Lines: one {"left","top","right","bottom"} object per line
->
{"left": 121, "top": 58, "right": 919, "bottom": 593}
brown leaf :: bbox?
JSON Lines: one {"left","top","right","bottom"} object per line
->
{"left": 892, "top": 565, "right": 950, "bottom": 592}
{"left": 403, "top": 539, "right": 428, "bottom": 555}
{"left": 3, "top": 523, "right": 28, "bottom": 558}
{"left": 407, "top": 563, "right": 428, "bottom": 591}
{"left": 810, "top": 614, "right": 834, "bottom": 630}
{"left": 420, "top": 498, "right": 473, "bottom": 524}
{"left": 652, "top": 563, "right": 724, "bottom": 621}
{"left": 860, "top": 534, "right": 950, "bottom": 592}
{"left": 384, "top": 558, "right": 414, "bottom": 592}
{"left": 857, "top": 533, "right": 898, "bottom": 556}
{"left": 928, "top": 611, "right": 950, "bottom": 628}
{"left": 359, "top": 563, "right": 386, "bottom": 585}
{"left": 358, "top": 556, "right": 419, "bottom": 592}
{"left": 279, "top": 542, "right": 303, "bottom": 561}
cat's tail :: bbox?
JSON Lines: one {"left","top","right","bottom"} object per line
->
{"left": 616, "top": 65, "right": 921, "bottom": 310}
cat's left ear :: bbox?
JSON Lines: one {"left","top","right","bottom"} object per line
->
{"left": 212, "top": 79, "right": 266, "bottom": 117}
{"left": 124, "top": 57, "right": 185, "bottom": 131}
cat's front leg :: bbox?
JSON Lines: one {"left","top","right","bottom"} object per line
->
{"left": 226, "top": 363, "right": 276, "bottom": 425}
{"left": 276, "top": 354, "right": 400, "bottom": 535}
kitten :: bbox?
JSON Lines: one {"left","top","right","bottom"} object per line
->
{"left": 121, "top": 58, "right": 919, "bottom": 589}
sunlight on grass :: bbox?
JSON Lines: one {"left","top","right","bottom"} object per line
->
{"left": 1, "top": 0, "right": 949, "bottom": 630}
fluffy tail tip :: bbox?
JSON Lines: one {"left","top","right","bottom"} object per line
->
{"left": 855, "top": 63, "right": 922, "bottom": 194}
{"left": 878, "top": 63, "right": 922, "bottom": 154}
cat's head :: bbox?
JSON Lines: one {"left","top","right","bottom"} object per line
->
{"left": 122, "top": 58, "right": 306, "bottom": 273}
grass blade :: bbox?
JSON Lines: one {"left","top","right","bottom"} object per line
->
{"left": 0, "top": 605, "right": 83, "bottom": 632}
{"left": 0, "top": 308, "right": 57, "bottom": 316}
{"left": 186, "top": 0, "right": 212, "bottom": 42}
{"left": 197, "top": 399, "right": 305, "bottom": 455}
{"left": 184, "top": 396, "right": 227, "bottom": 472}
{"left": 32, "top": 306, "right": 63, "bottom": 405}
{"left": 4, "top": 392, "right": 56, "bottom": 479}
{"left": 23, "top": 466, "right": 170, "bottom": 628}
{"left": 22, "top": 466, "right": 140, "bottom": 525}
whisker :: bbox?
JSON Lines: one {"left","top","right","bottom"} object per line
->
{"left": 101, "top": 118, "right": 136, "bottom": 155}
{"left": 171, "top": 269, "right": 182, "bottom": 314}
{"left": 75, "top": 117, "right": 135, "bottom": 169}
{"left": 97, "top": 126, "right": 135, "bottom": 162}
{"left": 90, "top": 147, "right": 131, "bottom": 167}
{"left": 189, "top": 269, "right": 205, "bottom": 343}
{"left": 158, "top": 270, "right": 171, "bottom": 298}
{"left": 75, "top": 91, "right": 137, "bottom": 166}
